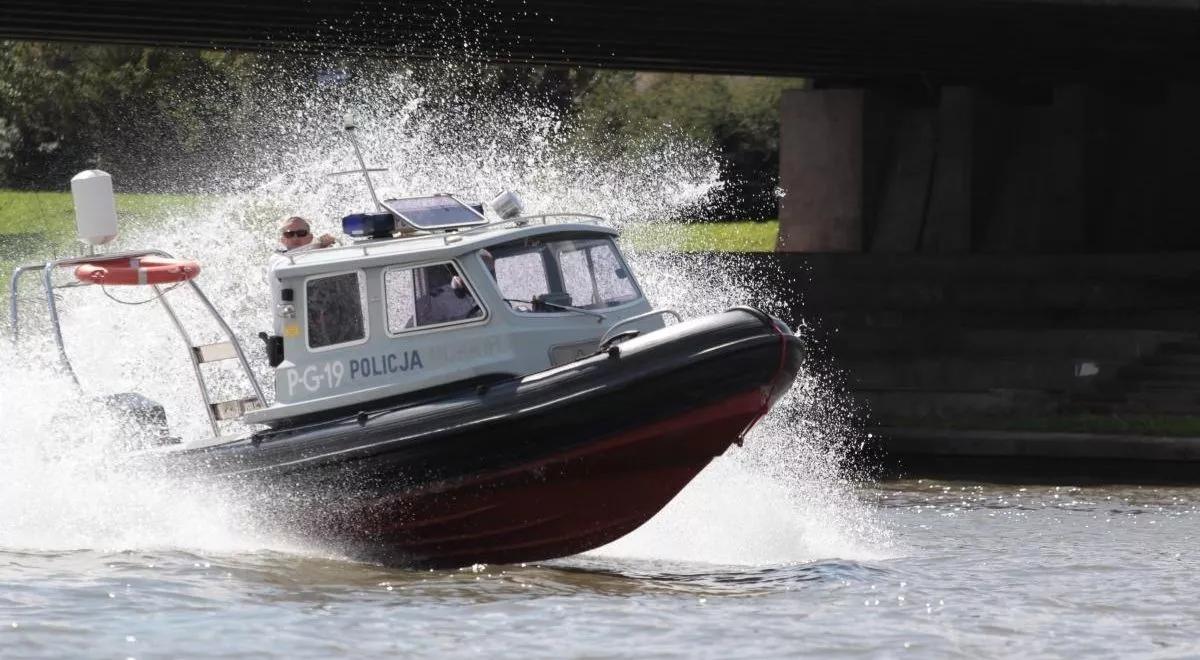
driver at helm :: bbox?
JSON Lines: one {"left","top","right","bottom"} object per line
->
{"left": 410, "top": 261, "right": 486, "bottom": 326}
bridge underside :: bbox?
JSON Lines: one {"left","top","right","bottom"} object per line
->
{"left": 5, "top": 1, "right": 1200, "bottom": 82}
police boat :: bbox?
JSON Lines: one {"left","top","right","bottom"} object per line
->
{"left": 8, "top": 154, "right": 803, "bottom": 569}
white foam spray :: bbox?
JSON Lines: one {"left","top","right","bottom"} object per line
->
{"left": 0, "top": 58, "right": 891, "bottom": 564}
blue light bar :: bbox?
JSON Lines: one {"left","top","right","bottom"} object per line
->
{"left": 342, "top": 212, "right": 396, "bottom": 239}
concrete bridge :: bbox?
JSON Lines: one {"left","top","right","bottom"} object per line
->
{"left": 5, "top": 0, "right": 1200, "bottom": 80}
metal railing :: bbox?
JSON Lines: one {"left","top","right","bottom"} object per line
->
{"left": 599, "top": 308, "right": 683, "bottom": 347}
{"left": 447, "top": 212, "right": 606, "bottom": 243}
{"left": 8, "top": 249, "right": 266, "bottom": 437}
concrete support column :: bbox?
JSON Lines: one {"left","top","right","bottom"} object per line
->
{"left": 869, "top": 100, "right": 937, "bottom": 252}
{"left": 776, "top": 88, "right": 864, "bottom": 252}
{"left": 861, "top": 87, "right": 977, "bottom": 253}
{"left": 1044, "top": 85, "right": 1087, "bottom": 249}
{"left": 922, "top": 87, "right": 975, "bottom": 253}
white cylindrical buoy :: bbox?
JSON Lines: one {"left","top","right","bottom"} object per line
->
{"left": 489, "top": 190, "right": 525, "bottom": 220}
{"left": 71, "top": 170, "right": 118, "bottom": 245}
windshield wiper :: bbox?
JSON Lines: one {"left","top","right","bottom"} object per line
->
{"left": 504, "top": 298, "right": 606, "bottom": 323}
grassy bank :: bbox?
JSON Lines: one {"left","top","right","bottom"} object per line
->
{"left": 0, "top": 189, "right": 207, "bottom": 238}
{"left": 620, "top": 220, "right": 779, "bottom": 252}
{"left": 0, "top": 190, "right": 781, "bottom": 253}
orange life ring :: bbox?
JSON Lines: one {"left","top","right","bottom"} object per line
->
{"left": 74, "top": 256, "right": 202, "bottom": 286}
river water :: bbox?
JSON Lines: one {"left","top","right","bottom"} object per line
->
{"left": 2, "top": 480, "right": 1197, "bottom": 658}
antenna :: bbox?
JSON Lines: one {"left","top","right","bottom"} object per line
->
{"left": 330, "top": 113, "right": 387, "bottom": 211}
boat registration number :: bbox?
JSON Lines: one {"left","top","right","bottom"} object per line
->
{"left": 284, "top": 350, "right": 424, "bottom": 396}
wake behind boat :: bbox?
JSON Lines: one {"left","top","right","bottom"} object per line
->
{"left": 7, "top": 126, "right": 804, "bottom": 568}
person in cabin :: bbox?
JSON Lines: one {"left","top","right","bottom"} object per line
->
{"left": 477, "top": 248, "right": 497, "bottom": 280}
{"left": 409, "top": 264, "right": 481, "bottom": 326}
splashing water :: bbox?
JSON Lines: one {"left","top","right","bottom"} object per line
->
{"left": 0, "top": 60, "right": 891, "bottom": 565}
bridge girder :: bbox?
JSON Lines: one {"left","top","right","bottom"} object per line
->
{"left": 4, "top": 1, "right": 1200, "bottom": 81}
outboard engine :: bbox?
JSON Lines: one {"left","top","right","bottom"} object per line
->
{"left": 50, "top": 392, "right": 177, "bottom": 451}
{"left": 99, "top": 393, "right": 176, "bottom": 447}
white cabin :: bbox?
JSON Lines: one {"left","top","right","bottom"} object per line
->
{"left": 246, "top": 218, "right": 663, "bottom": 425}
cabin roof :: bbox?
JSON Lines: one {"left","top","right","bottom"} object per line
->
{"left": 271, "top": 218, "right": 619, "bottom": 279}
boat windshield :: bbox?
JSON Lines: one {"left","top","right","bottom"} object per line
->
{"left": 485, "top": 237, "right": 640, "bottom": 313}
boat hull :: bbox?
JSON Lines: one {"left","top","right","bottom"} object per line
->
{"left": 160, "top": 307, "right": 804, "bottom": 568}
{"left": 325, "top": 388, "right": 768, "bottom": 566}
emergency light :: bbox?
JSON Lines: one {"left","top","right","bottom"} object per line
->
{"left": 342, "top": 212, "right": 396, "bottom": 239}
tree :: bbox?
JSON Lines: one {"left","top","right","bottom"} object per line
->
{"left": 573, "top": 71, "right": 804, "bottom": 220}
{"left": 0, "top": 41, "right": 258, "bottom": 189}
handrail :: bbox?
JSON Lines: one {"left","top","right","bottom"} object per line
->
{"left": 507, "top": 212, "right": 606, "bottom": 224}
{"left": 449, "top": 212, "right": 608, "bottom": 241}
{"left": 11, "top": 249, "right": 175, "bottom": 274}
{"left": 154, "top": 282, "right": 220, "bottom": 437}
{"left": 9, "top": 264, "right": 33, "bottom": 343}
{"left": 42, "top": 261, "right": 80, "bottom": 389}
{"left": 8, "top": 247, "right": 267, "bottom": 435}
{"left": 599, "top": 308, "right": 683, "bottom": 347}
{"left": 185, "top": 280, "right": 267, "bottom": 406}
{"left": 9, "top": 249, "right": 174, "bottom": 344}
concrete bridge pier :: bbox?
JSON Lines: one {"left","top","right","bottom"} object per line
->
{"left": 777, "top": 82, "right": 1200, "bottom": 254}
{"left": 776, "top": 89, "right": 865, "bottom": 252}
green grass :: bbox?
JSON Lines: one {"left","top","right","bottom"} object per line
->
{"left": 0, "top": 189, "right": 206, "bottom": 291}
{"left": 0, "top": 189, "right": 204, "bottom": 238}
{"left": 622, "top": 219, "right": 779, "bottom": 252}
{"left": 0, "top": 190, "right": 781, "bottom": 254}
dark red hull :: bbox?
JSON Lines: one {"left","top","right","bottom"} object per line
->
{"left": 336, "top": 389, "right": 767, "bottom": 566}
{"left": 171, "top": 307, "right": 804, "bottom": 567}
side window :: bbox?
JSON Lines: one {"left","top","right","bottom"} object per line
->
{"left": 383, "top": 268, "right": 417, "bottom": 332}
{"left": 493, "top": 250, "right": 551, "bottom": 311}
{"left": 306, "top": 272, "right": 366, "bottom": 349}
{"left": 384, "top": 263, "right": 483, "bottom": 333}
{"left": 589, "top": 242, "right": 638, "bottom": 305}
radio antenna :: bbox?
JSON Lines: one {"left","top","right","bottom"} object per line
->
{"left": 330, "top": 114, "right": 387, "bottom": 211}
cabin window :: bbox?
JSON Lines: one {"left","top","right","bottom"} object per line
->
{"left": 306, "top": 271, "right": 367, "bottom": 349}
{"left": 491, "top": 248, "right": 551, "bottom": 311}
{"left": 488, "top": 237, "right": 640, "bottom": 313}
{"left": 557, "top": 240, "right": 638, "bottom": 308}
{"left": 383, "top": 262, "right": 483, "bottom": 334}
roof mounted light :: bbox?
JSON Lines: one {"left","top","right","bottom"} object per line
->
{"left": 342, "top": 212, "right": 396, "bottom": 239}
{"left": 489, "top": 190, "right": 525, "bottom": 220}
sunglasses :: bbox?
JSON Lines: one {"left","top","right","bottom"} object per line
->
{"left": 281, "top": 229, "right": 310, "bottom": 238}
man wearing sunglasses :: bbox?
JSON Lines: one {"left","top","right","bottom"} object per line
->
{"left": 278, "top": 216, "right": 336, "bottom": 253}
